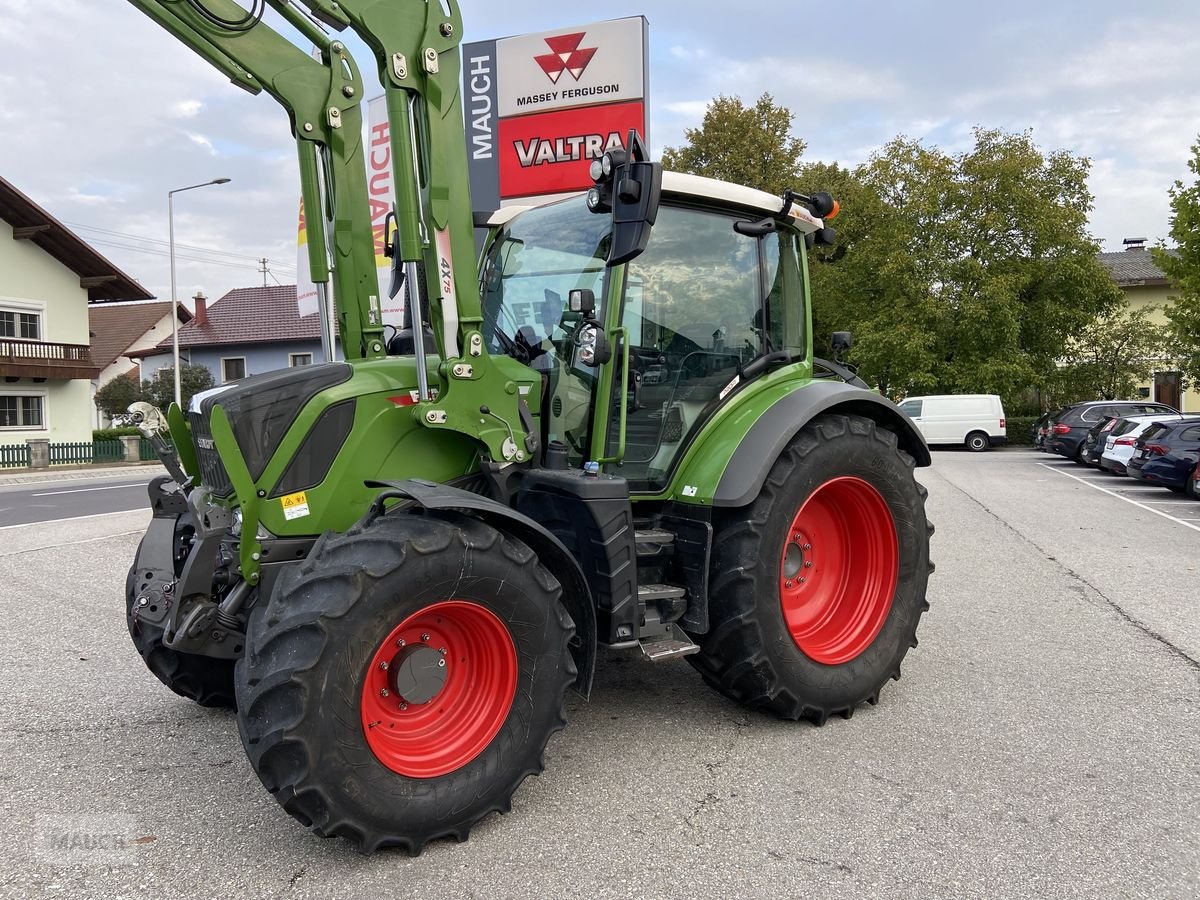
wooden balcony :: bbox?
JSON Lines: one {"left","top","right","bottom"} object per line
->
{"left": 0, "top": 338, "right": 100, "bottom": 380}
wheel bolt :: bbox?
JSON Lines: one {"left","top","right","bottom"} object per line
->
{"left": 396, "top": 638, "right": 405, "bottom": 648}
{"left": 380, "top": 688, "right": 389, "bottom": 697}
{"left": 799, "top": 577, "right": 806, "bottom": 584}
{"left": 804, "top": 561, "right": 813, "bottom": 568}
{"left": 793, "top": 533, "right": 802, "bottom": 541}
{"left": 421, "top": 633, "right": 430, "bottom": 642}
{"left": 379, "top": 661, "right": 389, "bottom": 670}
{"left": 437, "top": 659, "right": 446, "bottom": 668}
{"left": 803, "top": 543, "right": 812, "bottom": 551}
{"left": 399, "top": 702, "right": 408, "bottom": 710}
{"left": 438, "top": 647, "right": 446, "bottom": 654}
{"left": 785, "top": 580, "right": 793, "bottom": 588}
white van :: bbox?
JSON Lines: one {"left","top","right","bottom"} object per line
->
{"left": 897, "top": 394, "right": 1007, "bottom": 451}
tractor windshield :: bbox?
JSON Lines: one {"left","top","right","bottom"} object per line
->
{"left": 480, "top": 196, "right": 613, "bottom": 463}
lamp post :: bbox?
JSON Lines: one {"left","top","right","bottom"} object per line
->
{"left": 169, "top": 178, "right": 231, "bottom": 408}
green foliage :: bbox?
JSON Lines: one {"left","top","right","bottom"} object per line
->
{"left": 142, "top": 364, "right": 215, "bottom": 411}
{"left": 806, "top": 128, "right": 1121, "bottom": 403}
{"left": 661, "top": 93, "right": 806, "bottom": 194}
{"left": 92, "top": 427, "right": 141, "bottom": 441}
{"left": 93, "top": 375, "right": 142, "bottom": 421}
{"left": 1156, "top": 137, "right": 1200, "bottom": 386}
{"left": 1005, "top": 415, "right": 1040, "bottom": 445}
{"left": 1050, "top": 304, "right": 1169, "bottom": 402}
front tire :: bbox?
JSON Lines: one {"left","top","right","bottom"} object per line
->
{"left": 235, "top": 511, "right": 575, "bottom": 853}
{"left": 689, "top": 414, "right": 932, "bottom": 723}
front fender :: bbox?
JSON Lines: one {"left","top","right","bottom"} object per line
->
{"left": 712, "top": 381, "right": 930, "bottom": 507}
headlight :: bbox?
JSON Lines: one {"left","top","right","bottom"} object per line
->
{"left": 578, "top": 324, "right": 600, "bottom": 366}
{"left": 589, "top": 158, "right": 604, "bottom": 182}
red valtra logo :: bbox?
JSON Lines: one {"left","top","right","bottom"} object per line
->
{"left": 534, "top": 32, "right": 598, "bottom": 84}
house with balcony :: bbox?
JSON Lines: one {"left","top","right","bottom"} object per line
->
{"left": 133, "top": 284, "right": 330, "bottom": 385}
{"left": 0, "top": 176, "right": 153, "bottom": 443}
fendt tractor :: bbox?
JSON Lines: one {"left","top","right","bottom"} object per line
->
{"left": 118, "top": 0, "right": 933, "bottom": 853}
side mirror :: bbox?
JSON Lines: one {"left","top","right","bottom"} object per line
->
{"left": 568, "top": 288, "right": 596, "bottom": 317}
{"left": 831, "top": 331, "right": 853, "bottom": 358}
{"left": 588, "top": 130, "right": 662, "bottom": 268}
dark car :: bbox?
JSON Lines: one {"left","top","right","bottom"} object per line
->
{"left": 1189, "top": 457, "right": 1200, "bottom": 500}
{"left": 1033, "top": 408, "right": 1064, "bottom": 451}
{"left": 1127, "top": 417, "right": 1200, "bottom": 491}
{"left": 1081, "top": 415, "right": 1120, "bottom": 467}
{"left": 1047, "top": 401, "right": 1179, "bottom": 463}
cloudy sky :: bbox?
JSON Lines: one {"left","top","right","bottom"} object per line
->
{"left": 2, "top": 0, "right": 1197, "bottom": 305}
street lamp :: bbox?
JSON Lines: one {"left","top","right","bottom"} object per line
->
{"left": 169, "top": 177, "right": 231, "bottom": 408}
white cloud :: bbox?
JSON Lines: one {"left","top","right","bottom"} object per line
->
{"left": 172, "top": 100, "right": 203, "bottom": 119}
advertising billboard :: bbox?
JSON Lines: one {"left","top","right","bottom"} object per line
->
{"left": 463, "top": 16, "right": 649, "bottom": 207}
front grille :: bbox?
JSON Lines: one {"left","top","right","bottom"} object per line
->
{"left": 188, "top": 409, "right": 234, "bottom": 498}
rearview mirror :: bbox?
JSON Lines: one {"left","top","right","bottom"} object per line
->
{"left": 831, "top": 331, "right": 853, "bottom": 361}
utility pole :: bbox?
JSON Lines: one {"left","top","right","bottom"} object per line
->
{"left": 259, "top": 257, "right": 269, "bottom": 287}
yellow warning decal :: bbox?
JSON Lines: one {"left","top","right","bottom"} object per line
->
{"left": 281, "top": 490, "right": 311, "bottom": 520}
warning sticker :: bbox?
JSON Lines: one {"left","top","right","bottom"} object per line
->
{"left": 281, "top": 490, "right": 311, "bottom": 520}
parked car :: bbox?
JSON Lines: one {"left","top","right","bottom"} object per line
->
{"left": 1127, "top": 417, "right": 1200, "bottom": 492}
{"left": 1046, "top": 401, "right": 1178, "bottom": 463}
{"left": 1033, "top": 408, "right": 1063, "bottom": 451}
{"left": 1099, "top": 414, "right": 1186, "bottom": 475}
{"left": 897, "top": 394, "right": 1007, "bottom": 451}
{"left": 1081, "top": 415, "right": 1120, "bottom": 467}
{"left": 1189, "top": 457, "right": 1200, "bottom": 500}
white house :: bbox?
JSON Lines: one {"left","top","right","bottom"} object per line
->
{"left": 0, "top": 175, "right": 152, "bottom": 444}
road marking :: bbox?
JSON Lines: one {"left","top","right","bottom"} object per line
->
{"left": 0, "top": 509, "right": 150, "bottom": 531}
{"left": 1039, "top": 463, "right": 1200, "bottom": 534}
{"left": 31, "top": 483, "right": 146, "bottom": 497}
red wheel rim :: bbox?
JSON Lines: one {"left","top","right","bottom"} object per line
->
{"left": 779, "top": 476, "right": 899, "bottom": 665}
{"left": 360, "top": 600, "right": 517, "bottom": 778}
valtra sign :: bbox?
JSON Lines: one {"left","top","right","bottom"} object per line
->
{"left": 463, "top": 16, "right": 649, "bottom": 206}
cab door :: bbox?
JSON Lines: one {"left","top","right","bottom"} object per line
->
{"left": 597, "top": 203, "right": 806, "bottom": 492}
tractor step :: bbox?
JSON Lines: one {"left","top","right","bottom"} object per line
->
{"left": 637, "top": 582, "right": 686, "bottom": 602}
{"left": 634, "top": 527, "right": 675, "bottom": 558}
{"left": 639, "top": 622, "right": 700, "bottom": 662}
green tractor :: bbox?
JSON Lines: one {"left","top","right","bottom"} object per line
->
{"left": 122, "top": 0, "right": 932, "bottom": 853}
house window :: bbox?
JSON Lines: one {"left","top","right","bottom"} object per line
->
{"left": 289, "top": 353, "right": 313, "bottom": 367}
{"left": 221, "top": 357, "right": 247, "bottom": 383}
{"left": 0, "top": 395, "right": 45, "bottom": 429}
{"left": 0, "top": 310, "right": 41, "bottom": 340}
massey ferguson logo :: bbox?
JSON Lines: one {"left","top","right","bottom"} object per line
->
{"left": 535, "top": 32, "right": 597, "bottom": 83}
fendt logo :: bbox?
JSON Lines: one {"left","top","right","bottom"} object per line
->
{"left": 534, "top": 33, "right": 597, "bottom": 84}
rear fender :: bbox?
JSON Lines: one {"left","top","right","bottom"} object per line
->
{"left": 364, "top": 479, "right": 597, "bottom": 698}
{"left": 713, "top": 381, "right": 930, "bottom": 508}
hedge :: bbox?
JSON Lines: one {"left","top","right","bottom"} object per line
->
{"left": 92, "top": 427, "right": 142, "bottom": 441}
{"left": 1005, "top": 415, "right": 1040, "bottom": 445}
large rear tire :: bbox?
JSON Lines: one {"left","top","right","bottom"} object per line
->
{"left": 234, "top": 511, "right": 575, "bottom": 854}
{"left": 125, "top": 525, "right": 236, "bottom": 709}
{"left": 689, "top": 414, "right": 932, "bottom": 723}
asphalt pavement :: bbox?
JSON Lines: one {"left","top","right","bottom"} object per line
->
{"left": 0, "top": 449, "right": 1196, "bottom": 899}
{"left": 0, "top": 472, "right": 161, "bottom": 528}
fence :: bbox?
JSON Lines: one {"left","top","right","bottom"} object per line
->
{"left": 0, "top": 438, "right": 170, "bottom": 469}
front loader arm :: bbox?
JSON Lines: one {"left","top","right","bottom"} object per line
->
{"left": 329, "top": 0, "right": 533, "bottom": 465}
{"left": 128, "top": 0, "right": 385, "bottom": 360}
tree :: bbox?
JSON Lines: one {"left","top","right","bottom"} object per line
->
{"left": 807, "top": 128, "right": 1122, "bottom": 402}
{"left": 1052, "top": 304, "right": 1170, "bottom": 402}
{"left": 143, "top": 364, "right": 215, "bottom": 411}
{"left": 94, "top": 373, "right": 143, "bottom": 421}
{"left": 661, "top": 93, "right": 805, "bottom": 194}
{"left": 1155, "top": 137, "right": 1200, "bottom": 386}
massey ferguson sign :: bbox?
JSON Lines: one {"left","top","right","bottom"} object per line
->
{"left": 463, "top": 16, "right": 649, "bottom": 205}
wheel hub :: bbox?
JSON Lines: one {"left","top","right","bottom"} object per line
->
{"left": 389, "top": 644, "right": 448, "bottom": 705}
{"left": 778, "top": 476, "right": 899, "bottom": 665}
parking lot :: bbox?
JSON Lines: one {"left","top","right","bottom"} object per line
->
{"left": 0, "top": 449, "right": 1197, "bottom": 899}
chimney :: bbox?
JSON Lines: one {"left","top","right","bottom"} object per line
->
{"left": 1122, "top": 237, "right": 1147, "bottom": 252}
{"left": 193, "top": 291, "right": 208, "bottom": 327}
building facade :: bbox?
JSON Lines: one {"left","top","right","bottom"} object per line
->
{"left": 0, "top": 176, "right": 152, "bottom": 443}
